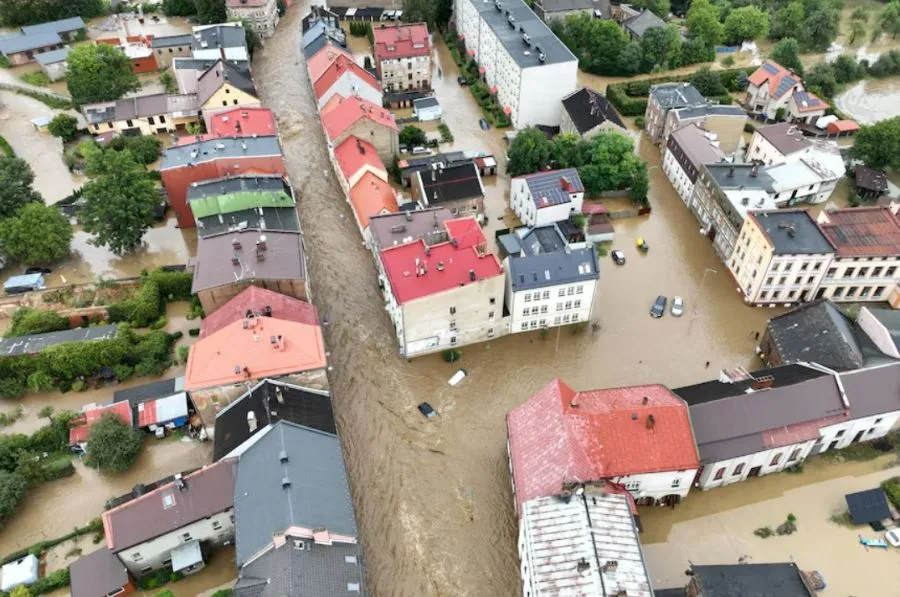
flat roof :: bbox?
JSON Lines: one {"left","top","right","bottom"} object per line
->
{"left": 468, "top": 0, "right": 577, "bottom": 68}
{"left": 751, "top": 210, "right": 835, "bottom": 255}
{"left": 160, "top": 135, "right": 282, "bottom": 170}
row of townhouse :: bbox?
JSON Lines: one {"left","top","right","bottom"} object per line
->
{"left": 643, "top": 81, "right": 747, "bottom": 152}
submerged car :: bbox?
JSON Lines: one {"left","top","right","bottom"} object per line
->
{"left": 671, "top": 296, "right": 684, "bottom": 317}
{"left": 457, "top": 76, "right": 468, "bottom": 86}
{"left": 650, "top": 295, "right": 667, "bottom": 318}
{"left": 886, "top": 530, "right": 900, "bottom": 547}
{"left": 479, "top": 118, "right": 490, "bottom": 130}
{"left": 611, "top": 250, "right": 626, "bottom": 265}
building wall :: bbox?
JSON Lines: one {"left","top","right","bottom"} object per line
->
{"left": 510, "top": 177, "right": 583, "bottom": 227}
{"left": 818, "top": 411, "right": 900, "bottom": 453}
{"left": 612, "top": 469, "right": 697, "bottom": 503}
{"left": 161, "top": 155, "right": 287, "bottom": 228}
{"left": 745, "top": 132, "right": 790, "bottom": 166}
{"left": 197, "top": 278, "right": 308, "bottom": 315}
{"left": 813, "top": 256, "right": 900, "bottom": 304}
{"left": 40, "top": 60, "right": 68, "bottom": 81}
{"left": 857, "top": 307, "right": 900, "bottom": 359}
{"left": 130, "top": 54, "right": 159, "bottom": 74}
{"left": 201, "top": 84, "right": 261, "bottom": 128}
{"left": 688, "top": 171, "right": 742, "bottom": 262}
{"left": 116, "top": 509, "right": 234, "bottom": 577}
{"left": 515, "top": 61, "right": 577, "bottom": 128}
{"left": 154, "top": 44, "right": 192, "bottom": 69}
{"left": 560, "top": 110, "right": 623, "bottom": 139}
{"left": 506, "top": 276, "right": 597, "bottom": 333}
{"left": 662, "top": 139, "right": 701, "bottom": 207}
{"left": 88, "top": 111, "right": 201, "bottom": 137}
{"left": 6, "top": 44, "right": 63, "bottom": 65}
{"left": 746, "top": 82, "right": 799, "bottom": 121}
{"left": 697, "top": 440, "right": 815, "bottom": 489}
{"left": 227, "top": 0, "right": 280, "bottom": 38}
{"left": 385, "top": 273, "right": 507, "bottom": 357}
{"left": 643, "top": 95, "right": 668, "bottom": 144}
{"left": 317, "top": 73, "right": 382, "bottom": 109}
{"left": 333, "top": 120, "right": 398, "bottom": 165}
{"left": 378, "top": 54, "right": 432, "bottom": 92}
{"left": 787, "top": 98, "right": 826, "bottom": 124}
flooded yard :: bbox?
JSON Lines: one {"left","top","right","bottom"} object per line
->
{"left": 835, "top": 76, "right": 900, "bottom": 124}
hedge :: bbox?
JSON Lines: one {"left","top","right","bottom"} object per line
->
{"left": 5, "top": 308, "right": 69, "bottom": 338}
{"left": 0, "top": 518, "right": 102, "bottom": 566}
{"left": 606, "top": 68, "right": 747, "bottom": 117}
{"left": 107, "top": 269, "right": 193, "bottom": 327}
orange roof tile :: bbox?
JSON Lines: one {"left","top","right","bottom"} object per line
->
{"left": 748, "top": 60, "right": 801, "bottom": 100}
{"left": 208, "top": 107, "right": 278, "bottom": 138}
{"left": 199, "top": 286, "right": 320, "bottom": 338}
{"left": 312, "top": 55, "right": 379, "bottom": 100}
{"left": 307, "top": 43, "right": 354, "bottom": 82}
{"left": 373, "top": 23, "right": 431, "bottom": 61}
{"left": 349, "top": 171, "right": 399, "bottom": 228}
{"left": 334, "top": 135, "right": 387, "bottom": 183}
{"left": 69, "top": 401, "right": 134, "bottom": 445}
{"left": 321, "top": 95, "right": 398, "bottom": 141}
{"left": 184, "top": 315, "right": 326, "bottom": 391}
{"left": 819, "top": 206, "right": 900, "bottom": 257}
{"left": 319, "top": 93, "right": 344, "bottom": 116}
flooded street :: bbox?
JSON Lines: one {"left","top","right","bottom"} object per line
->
{"left": 835, "top": 76, "right": 900, "bottom": 124}
{"left": 253, "top": 6, "right": 778, "bottom": 596}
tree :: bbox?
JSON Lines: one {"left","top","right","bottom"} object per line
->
{"left": 833, "top": 54, "right": 865, "bottom": 83}
{"left": 618, "top": 41, "right": 643, "bottom": 75}
{"left": 196, "top": 0, "right": 226, "bottom": 23}
{"left": 66, "top": 44, "right": 139, "bottom": 107}
{"left": 880, "top": 1, "right": 900, "bottom": 39}
{"left": 402, "top": 0, "right": 436, "bottom": 27}
{"left": 556, "top": 15, "right": 631, "bottom": 76}
{"left": 772, "top": 2, "right": 804, "bottom": 40}
{"left": 852, "top": 117, "right": 900, "bottom": 170}
{"left": 162, "top": 0, "right": 197, "bottom": 17}
{"left": 800, "top": 7, "right": 840, "bottom": 52}
{"left": 435, "top": 0, "right": 453, "bottom": 29}
{"left": 37, "top": 406, "right": 55, "bottom": 426}
{"left": 770, "top": 38, "right": 803, "bottom": 75}
{"left": 0, "top": 203, "right": 72, "bottom": 265}
{"left": 79, "top": 150, "right": 159, "bottom": 255}
{"left": 84, "top": 413, "right": 143, "bottom": 473}
{"left": 690, "top": 67, "right": 726, "bottom": 96}
{"left": 244, "top": 21, "right": 261, "bottom": 56}
{"left": 506, "top": 128, "right": 553, "bottom": 177}
{"left": 632, "top": 0, "right": 670, "bottom": 19}
{"left": 108, "top": 135, "right": 162, "bottom": 165}
{"left": 639, "top": 25, "right": 678, "bottom": 72}
{"left": 7, "top": 308, "right": 68, "bottom": 338}
{"left": 0, "top": 0, "right": 104, "bottom": 27}
{"left": 723, "top": 6, "right": 770, "bottom": 44}
{"left": 399, "top": 126, "right": 427, "bottom": 147}
{"left": 804, "top": 62, "right": 837, "bottom": 98}
{"left": 680, "top": 37, "right": 714, "bottom": 66}
{"left": 0, "top": 157, "right": 42, "bottom": 220}
{"left": 686, "top": 0, "right": 724, "bottom": 48}
{"left": 577, "top": 132, "right": 646, "bottom": 196}
{"left": 47, "top": 114, "right": 79, "bottom": 142}
{"left": 0, "top": 470, "right": 27, "bottom": 525}
{"left": 850, "top": 19, "right": 868, "bottom": 46}
{"left": 276, "top": 0, "right": 285, "bottom": 15}
{"left": 9, "top": 584, "right": 32, "bottom": 597}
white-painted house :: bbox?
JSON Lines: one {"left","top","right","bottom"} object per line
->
{"left": 662, "top": 123, "right": 726, "bottom": 207}
{"left": 510, "top": 168, "right": 584, "bottom": 228}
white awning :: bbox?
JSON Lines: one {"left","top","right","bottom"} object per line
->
{"left": 170, "top": 540, "right": 203, "bottom": 572}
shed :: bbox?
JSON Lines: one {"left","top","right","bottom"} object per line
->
{"left": 34, "top": 46, "right": 70, "bottom": 81}
{"left": 30, "top": 116, "right": 51, "bottom": 131}
{"left": 136, "top": 392, "right": 190, "bottom": 431}
{"left": 413, "top": 96, "right": 441, "bottom": 122}
{"left": 846, "top": 488, "right": 891, "bottom": 526}
{"left": 827, "top": 120, "right": 860, "bottom": 136}
{"left": 0, "top": 555, "right": 38, "bottom": 591}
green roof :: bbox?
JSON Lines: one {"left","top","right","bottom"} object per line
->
{"left": 189, "top": 191, "right": 294, "bottom": 219}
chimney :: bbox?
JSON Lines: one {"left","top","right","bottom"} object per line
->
{"left": 570, "top": 399, "right": 579, "bottom": 408}
{"left": 257, "top": 235, "right": 267, "bottom": 251}
{"left": 232, "top": 237, "right": 242, "bottom": 250}
{"left": 750, "top": 163, "right": 759, "bottom": 177}
{"left": 577, "top": 558, "right": 591, "bottom": 575}
{"left": 437, "top": 261, "right": 445, "bottom": 271}
{"left": 247, "top": 410, "right": 258, "bottom": 432}
{"left": 750, "top": 375, "right": 775, "bottom": 390}
{"left": 603, "top": 560, "right": 619, "bottom": 573}
{"left": 728, "top": 165, "right": 735, "bottom": 178}
{"left": 277, "top": 334, "right": 285, "bottom": 351}
{"left": 469, "top": 269, "right": 476, "bottom": 282}
{"left": 646, "top": 414, "right": 656, "bottom": 430}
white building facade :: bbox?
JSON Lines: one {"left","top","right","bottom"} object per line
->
{"left": 510, "top": 168, "right": 584, "bottom": 227}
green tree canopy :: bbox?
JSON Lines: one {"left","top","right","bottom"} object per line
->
{"left": 66, "top": 44, "right": 140, "bottom": 108}
{"left": 85, "top": 413, "right": 143, "bottom": 473}
{"left": 0, "top": 0, "right": 103, "bottom": 27}
{"left": 162, "top": 0, "right": 197, "bottom": 16}
{"left": 881, "top": 1, "right": 900, "bottom": 39}
{"left": 108, "top": 135, "right": 162, "bottom": 165}
{"left": 640, "top": 25, "right": 680, "bottom": 72}
{"left": 690, "top": 67, "right": 726, "bottom": 96}
{"left": 770, "top": 37, "right": 804, "bottom": 75}
{"left": 0, "top": 203, "right": 72, "bottom": 265}
{"left": 399, "top": 125, "right": 428, "bottom": 147}
{"left": 803, "top": 62, "right": 837, "bottom": 98}
{"left": 852, "top": 117, "right": 900, "bottom": 170}
{"left": 631, "top": 0, "right": 670, "bottom": 19}
{"left": 801, "top": 7, "right": 840, "bottom": 52}
{"left": 79, "top": 149, "right": 159, "bottom": 255}
{"left": 686, "top": 0, "right": 724, "bottom": 48}
{"left": 772, "top": 2, "right": 804, "bottom": 40}
{"left": 402, "top": 0, "right": 436, "bottom": 27}
{"left": 0, "top": 470, "right": 27, "bottom": 526}
{"left": 618, "top": 41, "right": 643, "bottom": 75}
{"left": 506, "top": 128, "right": 554, "bottom": 177}
{"left": 6, "top": 309, "right": 69, "bottom": 338}
{"left": 723, "top": 6, "right": 770, "bottom": 44}
{"left": 196, "top": 0, "right": 226, "bottom": 23}
{"left": 0, "top": 157, "right": 42, "bottom": 219}
{"left": 555, "top": 15, "right": 631, "bottom": 76}
{"left": 47, "top": 114, "right": 79, "bottom": 142}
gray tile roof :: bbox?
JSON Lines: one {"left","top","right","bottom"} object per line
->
{"left": 192, "top": 23, "right": 247, "bottom": 52}
{"left": 33, "top": 46, "right": 70, "bottom": 64}
{"left": 519, "top": 168, "right": 584, "bottom": 208}
{"left": 561, "top": 87, "right": 625, "bottom": 133}
{"left": 840, "top": 362, "right": 900, "bottom": 419}
{"left": 690, "top": 563, "right": 813, "bottom": 597}
{"left": 235, "top": 533, "right": 365, "bottom": 597}
{"left": 160, "top": 136, "right": 283, "bottom": 170}
{"left": 508, "top": 246, "right": 599, "bottom": 291}
{"left": 519, "top": 225, "right": 567, "bottom": 255}
{"left": 234, "top": 420, "right": 359, "bottom": 566}
{"left": 672, "top": 104, "right": 746, "bottom": 121}
{"left": 69, "top": 548, "right": 129, "bottom": 597}
{"left": 173, "top": 58, "right": 251, "bottom": 72}
{"left": 83, "top": 93, "right": 200, "bottom": 124}
{"left": 750, "top": 210, "right": 834, "bottom": 255}
{"left": 197, "top": 59, "right": 257, "bottom": 105}
{"left": 151, "top": 34, "right": 193, "bottom": 48}
{"left": 670, "top": 124, "right": 727, "bottom": 169}
{"left": 755, "top": 123, "right": 812, "bottom": 157}
{"left": 21, "top": 17, "right": 84, "bottom": 36}
{"left": 191, "top": 229, "right": 306, "bottom": 293}
{"left": 766, "top": 300, "right": 865, "bottom": 371}
{"left": 413, "top": 96, "right": 439, "bottom": 109}
{"left": 0, "top": 32, "right": 61, "bottom": 55}
{"left": 196, "top": 207, "right": 301, "bottom": 238}
{"left": 623, "top": 9, "right": 667, "bottom": 38}
{"left": 467, "top": 0, "right": 578, "bottom": 68}
{"left": 649, "top": 83, "right": 706, "bottom": 110}
{"left": 0, "top": 324, "right": 119, "bottom": 358}
{"left": 368, "top": 208, "right": 454, "bottom": 253}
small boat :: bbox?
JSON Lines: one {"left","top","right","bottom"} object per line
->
{"left": 636, "top": 238, "right": 649, "bottom": 253}
{"left": 448, "top": 369, "right": 468, "bottom": 386}
{"left": 859, "top": 534, "right": 889, "bottom": 549}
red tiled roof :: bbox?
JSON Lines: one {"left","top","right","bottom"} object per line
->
{"left": 748, "top": 60, "right": 799, "bottom": 100}
{"left": 334, "top": 135, "right": 387, "bottom": 183}
{"left": 763, "top": 412, "right": 848, "bottom": 449}
{"left": 819, "top": 207, "right": 900, "bottom": 257}
{"left": 69, "top": 401, "right": 134, "bottom": 445}
{"left": 828, "top": 120, "right": 859, "bottom": 133}
{"left": 199, "top": 286, "right": 320, "bottom": 338}
{"left": 380, "top": 216, "right": 502, "bottom": 304}
{"left": 349, "top": 171, "right": 399, "bottom": 228}
{"left": 506, "top": 378, "right": 700, "bottom": 514}
{"left": 312, "top": 55, "right": 379, "bottom": 101}
{"left": 372, "top": 23, "right": 431, "bottom": 61}
{"left": 307, "top": 43, "right": 354, "bottom": 82}
{"left": 319, "top": 93, "right": 344, "bottom": 115}
{"left": 208, "top": 107, "right": 278, "bottom": 138}
{"left": 321, "top": 96, "right": 398, "bottom": 141}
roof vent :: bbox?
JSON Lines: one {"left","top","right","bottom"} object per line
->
{"left": 469, "top": 269, "right": 476, "bottom": 282}
{"left": 247, "top": 410, "right": 258, "bottom": 432}
{"left": 391, "top": 224, "right": 407, "bottom": 233}
{"left": 577, "top": 558, "right": 591, "bottom": 574}
{"left": 174, "top": 473, "right": 186, "bottom": 492}
{"left": 603, "top": 560, "right": 619, "bottom": 572}
{"left": 538, "top": 53, "right": 545, "bottom": 63}
{"left": 279, "top": 450, "right": 288, "bottom": 463}
{"left": 281, "top": 476, "right": 291, "bottom": 488}
{"left": 405, "top": 211, "right": 413, "bottom": 221}
{"left": 646, "top": 414, "right": 656, "bottom": 429}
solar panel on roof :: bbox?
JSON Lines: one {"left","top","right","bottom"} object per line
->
{"left": 763, "top": 62, "right": 779, "bottom": 74}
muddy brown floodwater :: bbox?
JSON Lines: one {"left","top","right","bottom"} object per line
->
{"left": 835, "top": 75, "right": 900, "bottom": 124}
{"left": 252, "top": 6, "right": 782, "bottom": 596}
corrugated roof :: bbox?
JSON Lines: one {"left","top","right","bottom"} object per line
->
{"left": 136, "top": 392, "right": 189, "bottom": 427}
{"left": 160, "top": 135, "right": 283, "bottom": 170}
{"left": 818, "top": 206, "right": 900, "bottom": 257}
{"left": 0, "top": 32, "right": 61, "bottom": 55}
{"left": 33, "top": 46, "right": 70, "bottom": 64}
{"left": 189, "top": 190, "right": 294, "bottom": 219}
{"left": 21, "top": 17, "right": 84, "bottom": 36}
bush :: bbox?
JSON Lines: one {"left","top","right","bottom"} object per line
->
{"left": 177, "top": 345, "right": 189, "bottom": 364}
{"left": 753, "top": 526, "right": 774, "bottom": 538}
{"left": 438, "top": 123, "right": 454, "bottom": 143}
{"left": 11, "top": 88, "right": 71, "bottom": 110}
{"left": 722, "top": 55, "right": 735, "bottom": 67}
{"left": 0, "top": 471, "right": 27, "bottom": 527}
{"left": 150, "top": 315, "right": 168, "bottom": 330}
{"left": 145, "top": 269, "right": 192, "bottom": 301}
{"left": 19, "top": 71, "right": 50, "bottom": 87}
{"left": 188, "top": 328, "right": 200, "bottom": 337}
{"left": 47, "top": 114, "right": 79, "bottom": 142}
{"left": 84, "top": 414, "right": 143, "bottom": 473}
{"left": 38, "top": 454, "right": 75, "bottom": 482}
{"left": 31, "top": 569, "right": 70, "bottom": 594}
{"left": 113, "top": 364, "right": 133, "bottom": 381}
{"left": 635, "top": 116, "right": 645, "bottom": 128}
{"left": 399, "top": 126, "right": 427, "bottom": 148}
{"left": 882, "top": 477, "right": 900, "bottom": 510}
{"left": 107, "top": 280, "right": 162, "bottom": 327}
{"left": 442, "top": 349, "right": 462, "bottom": 362}
{"left": 6, "top": 309, "right": 69, "bottom": 338}
{"left": 607, "top": 68, "right": 744, "bottom": 116}
{"left": 211, "top": 591, "right": 235, "bottom": 597}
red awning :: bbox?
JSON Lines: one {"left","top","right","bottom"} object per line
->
{"left": 478, "top": 66, "right": 486, "bottom": 74}
{"left": 503, "top": 106, "right": 512, "bottom": 115}
{"left": 467, "top": 49, "right": 475, "bottom": 57}
{"left": 490, "top": 85, "right": 498, "bottom": 94}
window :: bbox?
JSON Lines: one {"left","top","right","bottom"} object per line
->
{"left": 836, "top": 429, "right": 845, "bottom": 437}
{"left": 450, "top": 307, "right": 456, "bottom": 315}
{"left": 814, "top": 262, "right": 822, "bottom": 271}
{"left": 212, "top": 521, "right": 222, "bottom": 530}
{"left": 487, "top": 328, "right": 494, "bottom": 338}
{"left": 521, "top": 309, "right": 528, "bottom": 317}
{"left": 233, "top": 99, "right": 238, "bottom": 105}
{"left": 574, "top": 300, "right": 581, "bottom": 308}
{"left": 834, "top": 287, "right": 845, "bottom": 298}
{"left": 539, "top": 319, "right": 546, "bottom": 327}
{"left": 576, "top": 285, "right": 584, "bottom": 294}
{"left": 565, "top": 301, "right": 572, "bottom": 310}
{"left": 554, "top": 316, "right": 561, "bottom": 325}
{"left": 489, "top": 297, "right": 496, "bottom": 305}
{"left": 876, "top": 418, "right": 883, "bottom": 424}
{"left": 733, "top": 463, "right": 744, "bottom": 476}
{"left": 529, "top": 320, "right": 538, "bottom": 330}
{"left": 542, "top": 290, "right": 550, "bottom": 300}
{"left": 141, "top": 566, "right": 152, "bottom": 574}
{"left": 572, "top": 313, "right": 579, "bottom": 322}
{"left": 770, "top": 453, "right": 782, "bottom": 466}
{"left": 760, "top": 291, "right": 769, "bottom": 300}
{"left": 148, "top": 116, "right": 155, "bottom": 125}
{"left": 826, "top": 267, "right": 837, "bottom": 279}
{"left": 531, "top": 306, "right": 539, "bottom": 315}
{"left": 766, "top": 277, "right": 774, "bottom": 285}
{"left": 787, "top": 290, "right": 796, "bottom": 299}
{"left": 563, "top": 314, "right": 570, "bottom": 323}
{"left": 520, "top": 323, "right": 527, "bottom": 331}
{"left": 488, "top": 311, "right": 494, "bottom": 319}
{"left": 126, "top": 119, "right": 134, "bottom": 127}
{"left": 159, "top": 115, "right": 165, "bottom": 123}
{"left": 624, "top": 480, "right": 640, "bottom": 491}
{"left": 524, "top": 293, "right": 531, "bottom": 302}
{"left": 450, "top": 336, "right": 457, "bottom": 344}
{"left": 558, "top": 289, "right": 565, "bottom": 297}
{"left": 772, "top": 262, "right": 781, "bottom": 272}
{"left": 182, "top": 532, "right": 192, "bottom": 542}
{"left": 848, "top": 286, "right": 858, "bottom": 298}
{"left": 860, "top": 267, "right": 869, "bottom": 277}
{"left": 132, "top": 552, "right": 143, "bottom": 562}
{"left": 800, "top": 262, "right": 809, "bottom": 271}
{"left": 807, "top": 276, "right": 815, "bottom": 284}
{"left": 556, "top": 303, "right": 563, "bottom": 312}
{"left": 449, "top": 320, "right": 457, "bottom": 330}
{"left": 861, "top": 287, "right": 872, "bottom": 298}
{"left": 566, "top": 287, "right": 574, "bottom": 296}
{"left": 713, "top": 467, "right": 725, "bottom": 481}
{"left": 787, "top": 448, "right": 801, "bottom": 462}
{"left": 779, "top": 276, "right": 787, "bottom": 285}
{"left": 671, "top": 478, "right": 681, "bottom": 488}
{"left": 876, "top": 286, "right": 887, "bottom": 296}
{"left": 888, "top": 266, "right": 897, "bottom": 276}
{"left": 784, "top": 263, "right": 792, "bottom": 271}
{"left": 540, "top": 305, "right": 548, "bottom": 314}
{"left": 222, "top": 100, "right": 228, "bottom": 106}
{"left": 845, "top": 268, "right": 856, "bottom": 278}
{"left": 225, "top": 87, "right": 231, "bottom": 94}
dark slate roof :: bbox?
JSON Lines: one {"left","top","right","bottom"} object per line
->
{"left": 855, "top": 164, "right": 889, "bottom": 193}
{"left": 519, "top": 225, "right": 567, "bottom": 255}
{"left": 234, "top": 420, "right": 358, "bottom": 566}
{"left": 69, "top": 547, "right": 129, "bottom": 597}
{"left": 649, "top": 83, "right": 706, "bottom": 110}
{"left": 173, "top": 58, "right": 251, "bottom": 72}
{"left": 302, "top": 6, "right": 340, "bottom": 33}
{"left": 302, "top": 30, "right": 346, "bottom": 59}
{"left": 151, "top": 33, "right": 193, "bottom": 48}
{"left": 113, "top": 377, "right": 183, "bottom": 406}
{"left": 192, "top": 23, "right": 247, "bottom": 52}
{"left": 413, "top": 96, "right": 439, "bottom": 109}
{"left": 865, "top": 307, "right": 900, "bottom": 352}
{"left": 416, "top": 162, "right": 484, "bottom": 204}
{"left": 691, "top": 563, "right": 814, "bottom": 597}
{"left": 846, "top": 488, "right": 891, "bottom": 525}
{"left": 750, "top": 210, "right": 835, "bottom": 255}
{"left": 755, "top": 123, "right": 812, "bottom": 156}
{"left": 160, "top": 136, "right": 283, "bottom": 170}
{"left": 368, "top": 208, "right": 454, "bottom": 253}
{"left": 840, "top": 362, "right": 900, "bottom": 419}
{"left": 197, "top": 59, "right": 257, "bottom": 105}
{"left": 766, "top": 300, "right": 864, "bottom": 371}
{"left": 561, "top": 88, "right": 625, "bottom": 134}
{"left": 191, "top": 229, "right": 306, "bottom": 293}
{"left": 21, "top": 17, "right": 84, "bottom": 36}
{"left": 623, "top": 9, "right": 667, "bottom": 38}
{"left": 197, "top": 207, "right": 301, "bottom": 238}
{"left": 187, "top": 174, "right": 289, "bottom": 200}
{"left": 213, "top": 380, "right": 336, "bottom": 462}
{"left": 519, "top": 168, "right": 584, "bottom": 208}
{"left": 0, "top": 324, "right": 119, "bottom": 358}
{"left": 672, "top": 104, "right": 746, "bottom": 121}
{"left": 508, "top": 247, "right": 599, "bottom": 291}
{"left": 468, "top": 0, "right": 578, "bottom": 68}
{"left": 673, "top": 363, "right": 828, "bottom": 405}
{"left": 705, "top": 163, "right": 774, "bottom": 192}
{"left": 235, "top": 535, "right": 365, "bottom": 597}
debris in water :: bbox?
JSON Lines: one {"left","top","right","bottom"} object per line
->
{"left": 448, "top": 369, "right": 467, "bottom": 386}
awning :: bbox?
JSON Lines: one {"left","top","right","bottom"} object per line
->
{"left": 171, "top": 540, "right": 203, "bottom": 573}
{"left": 490, "top": 85, "right": 498, "bottom": 94}
{"left": 478, "top": 66, "right": 486, "bottom": 74}
{"left": 503, "top": 106, "right": 512, "bottom": 115}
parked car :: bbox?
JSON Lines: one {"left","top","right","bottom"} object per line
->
{"left": 24, "top": 266, "right": 52, "bottom": 275}
{"left": 457, "top": 76, "right": 468, "bottom": 86}
{"left": 671, "top": 296, "right": 684, "bottom": 317}
{"left": 411, "top": 146, "right": 431, "bottom": 155}
{"left": 886, "top": 530, "right": 900, "bottom": 547}
{"left": 611, "top": 250, "right": 626, "bottom": 265}
{"left": 650, "top": 295, "right": 667, "bottom": 318}
{"left": 479, "top": 118, "right": 490, "bottom": 130}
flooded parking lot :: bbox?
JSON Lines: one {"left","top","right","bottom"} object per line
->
{"left": 253, "top": 6, "right": 786, "bottom": 596}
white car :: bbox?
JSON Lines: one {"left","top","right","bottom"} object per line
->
{"left": 671, "top": 296, "right": 684, "bottom": 317}
{"left": 885, "top": 529, "right": 900, "bottom": 547}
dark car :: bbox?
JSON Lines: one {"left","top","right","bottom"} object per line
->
{"left": 479, "top": 118, "right": 490, "bottom": 130}
{"left": 457, "top": 76, "right": 468, "bottom": 86}
{"left": 24, "top": 266, "right": 52, "bottom": 275}
{"left": 611, "top": 250, "right": 625, "bottom": 265}
{"left": 650, "top": 295, "right": 667, "bottom": 318}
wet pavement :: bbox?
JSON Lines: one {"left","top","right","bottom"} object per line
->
{"left": 252, "top": 6, "right": 781, "bottom": 596}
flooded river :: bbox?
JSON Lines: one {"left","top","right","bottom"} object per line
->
{"left": 835, "top": 75, "right": 900, "bottom": 124}
{"left": 253, "top": 6, "right": 779, "bottom": 596}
